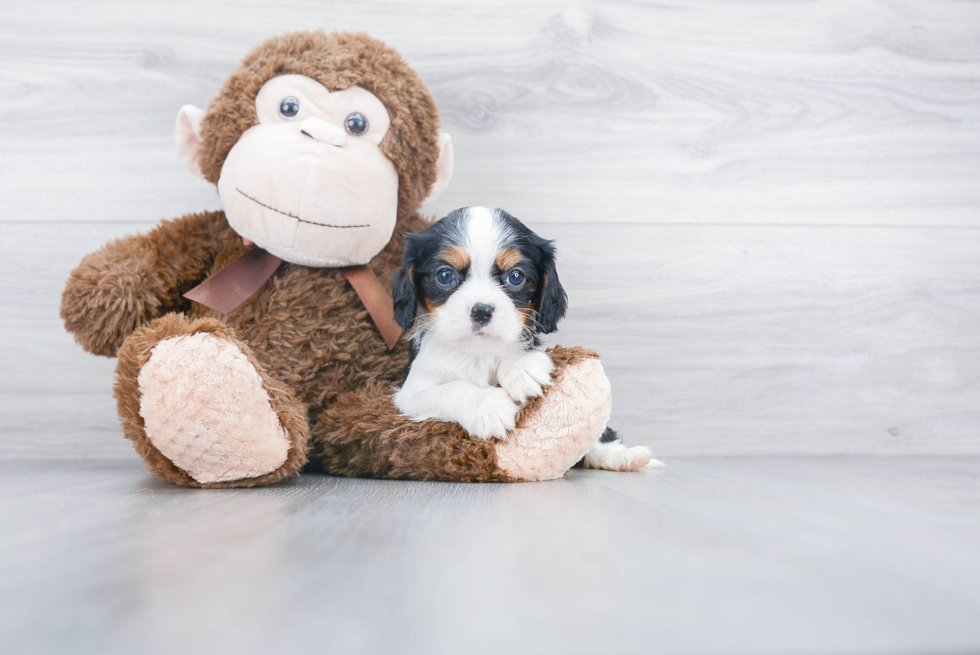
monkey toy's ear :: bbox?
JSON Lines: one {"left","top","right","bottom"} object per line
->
{"left": 423, "top": 132, "right": 454, "bottom": 205}
{"left": 175, "top": 105, "right": 206, "bottom": 177}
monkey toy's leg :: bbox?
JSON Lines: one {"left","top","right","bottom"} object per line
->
{"left": 114, "top": 313, "right": 310, "bottom": 488}
{"left": 310, "top": 346, "right": 613, "bottom": 482}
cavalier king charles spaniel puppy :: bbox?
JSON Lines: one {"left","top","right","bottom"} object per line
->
{"left": 391, "top": 206, "right": 661, "bottom": 472}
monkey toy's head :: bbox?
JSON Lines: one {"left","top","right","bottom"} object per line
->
{"left": 175, "top": 31, "right": 453, "bottom": 267}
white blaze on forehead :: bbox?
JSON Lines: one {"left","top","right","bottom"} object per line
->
{"left": 460, "top": 206, "right": 514, "bottom": 277}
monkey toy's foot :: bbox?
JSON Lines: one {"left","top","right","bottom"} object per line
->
{"left": 115, "top": 313, "right": 309, "bottom": 487}
{"left": 494, "top": 347, "right": 612, "bottom": 481}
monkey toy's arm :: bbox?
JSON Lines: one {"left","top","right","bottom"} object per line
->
{"left": 61, "top": 210, "right": 224, "bottom": 357}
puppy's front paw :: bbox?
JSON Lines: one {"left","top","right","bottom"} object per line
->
{"left": 499, "top": 351, "right": 555, "bottom": 403}
{"left": 462, "top": 387, "right": 518, "bottom": 440}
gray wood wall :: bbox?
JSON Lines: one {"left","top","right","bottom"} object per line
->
{"left": 3, "top": 0, "right": 979, "bottom": 459}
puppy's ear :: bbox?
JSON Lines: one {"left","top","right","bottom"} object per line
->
{"left": 392, "top": 235, "right": 420, "bottom": 330}
{"left": 536, "top": 248, "right": 568, "bottom": 334}
{"left": 392, "top": 266, "right": 417, "bottom": 330}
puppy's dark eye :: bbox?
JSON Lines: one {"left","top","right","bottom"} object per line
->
{"left": 436, "top": 267, "right": 457, "bottom": 286}
{"left": 279, "top": 97, "right": 300, "bottom": 120}
{"left": 505, "top": 270, "right": 525, "bottom": 287}
{"left": 345, "top": 112, "right": 368, "bottom": 135}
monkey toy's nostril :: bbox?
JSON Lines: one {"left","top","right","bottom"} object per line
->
{"left": 471, "top": 303, "right": 494, "bottom": 326}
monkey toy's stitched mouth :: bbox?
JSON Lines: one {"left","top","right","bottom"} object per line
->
{"left": 236, "top": 188, "right": 369, "bottom": 229}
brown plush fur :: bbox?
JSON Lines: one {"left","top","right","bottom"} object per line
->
{"left": 69, "top": 205, "right": 425, "bottom": 486}
{"left": 60, "top": 31, "right": 599, "bottom": 487}
{"left": 60, "top": 211, "right": 221, "bottom": 357}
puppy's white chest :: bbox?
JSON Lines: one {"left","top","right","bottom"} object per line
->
{"left": 438, "top": 349, "right": 501, "bottom": 387}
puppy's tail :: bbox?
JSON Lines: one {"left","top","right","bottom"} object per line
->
{"left": 599, "top": 426, "right": 621, "bottom": 443}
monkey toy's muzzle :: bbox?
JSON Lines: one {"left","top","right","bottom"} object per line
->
{"left": 217, "top": 119, "right": 399, "bottom": 268}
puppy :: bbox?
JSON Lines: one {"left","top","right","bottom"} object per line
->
{"left": 391, "top": 206, "right": 661, "bottom": 472}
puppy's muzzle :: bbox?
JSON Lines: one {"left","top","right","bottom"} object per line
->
{"left": 470, "top": 303, "right": 494, "bottom": 326}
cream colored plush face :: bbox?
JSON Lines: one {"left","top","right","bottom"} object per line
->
{"left": 216, "top": 75, "right": 399, "bottom": 267}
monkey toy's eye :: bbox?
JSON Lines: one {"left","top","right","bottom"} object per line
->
{"left": 279, "top": 97, "right": 300, "bottom": 120}
{"left": 436, "top": 267, "right": 457, "bottom": 286}
{"left": 505, "top": 270, "right": 525, "bottom": 287}
{"left": 345, "top": 112, "right": 369, "bottom": 135}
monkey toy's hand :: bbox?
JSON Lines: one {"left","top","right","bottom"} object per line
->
{"left": 61, "top": 213, "right": 220, "bottom": 357}
{"left": 498, "top": 350, "right": 555, "bottom": 404}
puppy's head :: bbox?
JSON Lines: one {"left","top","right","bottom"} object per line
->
{"left": 392, "top": 206, "right": 567, "bottom": 346}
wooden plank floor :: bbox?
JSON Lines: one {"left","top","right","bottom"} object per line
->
{"left": 2, "top": 457, "right": 979, "bottom": 654}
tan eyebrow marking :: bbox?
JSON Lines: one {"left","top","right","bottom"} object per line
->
{"left": 440, "top": 245, "right": 470, "bottom": 270}
{"left": 495, "top": 248, "right": 523, "bottom": 271}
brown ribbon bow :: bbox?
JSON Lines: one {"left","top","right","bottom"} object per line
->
{"left": 183, "top": 248, "right": 403, "bottom": 350}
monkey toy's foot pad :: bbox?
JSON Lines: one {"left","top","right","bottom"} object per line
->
{"left": 495, "top": 350, "right": 613, "bottom": 482}
{"left": 137, "top": 333, "right": 289, "bottom": 484}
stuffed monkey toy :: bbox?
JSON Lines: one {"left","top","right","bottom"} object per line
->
{"left": 60, "top": 31, "right": 614, "bottom": 488}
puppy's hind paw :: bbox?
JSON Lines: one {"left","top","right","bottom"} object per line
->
{"left": 583, "top": 444, "right": 663, "bottom": 472}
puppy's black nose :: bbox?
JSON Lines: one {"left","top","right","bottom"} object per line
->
{"left": 471, "top": 303, "right": 494, "bottom": 325}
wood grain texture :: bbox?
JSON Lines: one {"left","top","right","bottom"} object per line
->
{"left": 2, "top": 457, "right": 979, "bottom": 654}
{"left": 4, "top": 220, "right": 979, "bottom": 458}
{"left": 1, "top": 0, "right": 979, "bottom": 225}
